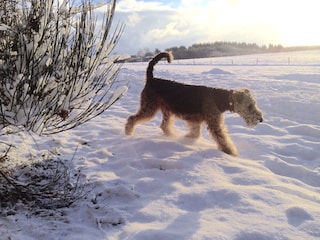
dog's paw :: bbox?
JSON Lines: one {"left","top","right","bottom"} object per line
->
{"left": 185, "top": 132, "right": 201, "bottom": 139}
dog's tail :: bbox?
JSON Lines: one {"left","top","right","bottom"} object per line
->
{"left": 146, "top": 51, "right": 173, "bottom": 82}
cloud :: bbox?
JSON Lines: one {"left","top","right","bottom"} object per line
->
{"left": 116, "top": 0, "right": 173, "bottom": 12}
{"left": 126, "top": 13, "right": 142, "bottom": 26}
{"left": 106, "top": 0, "right": 320, "bottom": 54}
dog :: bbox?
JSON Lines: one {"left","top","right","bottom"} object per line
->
{"left": 125, "top": 51, "right": 263, "bottom": 155}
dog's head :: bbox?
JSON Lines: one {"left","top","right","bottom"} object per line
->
{"left": 232, "top": 88, "right": 264, "bottom": 127}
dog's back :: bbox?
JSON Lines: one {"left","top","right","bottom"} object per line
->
{"left": 145, "top": 52, "right": 230, "bottom": 114}
{"left": 149, "top": 78, "right": 210, "bottom": 114}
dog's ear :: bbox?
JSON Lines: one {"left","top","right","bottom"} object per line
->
{"left": 234, "top": 91, "right": 244, "bottom": 103}
{"left": 242, "top": 88, "right": 251, "bottom": 94}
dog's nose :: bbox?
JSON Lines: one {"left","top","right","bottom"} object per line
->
{"left": 259, "top": 117, "right": 263, "bottom": 123}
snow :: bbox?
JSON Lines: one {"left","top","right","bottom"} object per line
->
{"left": 0, "top": 23, "right": 10, "bottom": 31}
{"left": 1, "top": 50, "right": 320, "bottom": 239}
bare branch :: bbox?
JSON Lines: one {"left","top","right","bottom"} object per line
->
{"left": 0, "top": 0, "right": 128, "bottom": 135}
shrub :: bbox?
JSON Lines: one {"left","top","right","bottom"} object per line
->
{"left": 0, "top": 0, "right": 128, "bottom": 135}
{"left": 0, "top": 0, "right": 127, "bottom": 209}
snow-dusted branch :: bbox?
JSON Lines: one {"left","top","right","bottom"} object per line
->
{"left": 0, "top": 0, "right": 128, "bottom": 135}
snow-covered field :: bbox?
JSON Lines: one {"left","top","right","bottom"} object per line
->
{"left": 1, "top": 50, "right": 320, "bottom": 240}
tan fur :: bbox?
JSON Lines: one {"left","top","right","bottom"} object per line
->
{"left": 125, "top": 52, "right": 264, "bottom": 156}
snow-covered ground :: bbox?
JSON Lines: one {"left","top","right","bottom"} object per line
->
{"left": 1, "top": 50, "right": 320, "bottom": 240}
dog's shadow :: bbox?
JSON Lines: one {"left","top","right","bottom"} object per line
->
{"left": 177, "top": 136, "right": 198, "bottom": 146}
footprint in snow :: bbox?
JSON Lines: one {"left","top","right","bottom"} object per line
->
{"left": 285, "top": 206, "right": 313, "bottom": 227}
{"left": 176, "top": 189, "right": 242, "bottom": 212}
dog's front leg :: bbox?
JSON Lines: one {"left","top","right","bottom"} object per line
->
{"left": 206, "top": 115, "right": 238, "bottom": 156}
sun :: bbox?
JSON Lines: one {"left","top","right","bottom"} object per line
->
{"left": 265, "top": 1, "right": 320, "bottom": 46}
{"left": 205, "top": 0, "right": 320, "bottom": 47}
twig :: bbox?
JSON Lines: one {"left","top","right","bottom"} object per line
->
{"left": 0, "top": 145, "right": 26, "bottom": 197}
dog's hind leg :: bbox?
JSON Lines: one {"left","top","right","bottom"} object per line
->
{"left": 160, "top": 109, "right": 175, "bottom": 136}
{"left": 206, "top": 115, "right": 238, "bottom": 156}
{"left": 125, "top": 97, "right": 158, "bottom": 135}
{"left": 185, "top": 121, "right": 202, "bottom": 138}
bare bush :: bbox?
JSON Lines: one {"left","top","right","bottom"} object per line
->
{"left": 0, "top": 0, "right": 127, "bottom": 210}
{"left": 0, "top": 146, "right": 91, "bottom": 212}
{"left": 0, "top": 0, "right": 128, "bottom": 135}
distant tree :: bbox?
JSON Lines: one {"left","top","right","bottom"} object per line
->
{"left": 0, "top": 0, "right": 127, "bottom": 135}
{"left": 142, "top": 41, "right": 286, "bottom": 61}
{"left": 268, "top": 43, "right": 275, "bottom": 51}
{"left": 154, "top": 48, "right": 161, "bottom": 54}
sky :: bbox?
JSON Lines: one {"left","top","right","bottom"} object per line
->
{"left": 97, "top": 0, "right": 320, "bottom": 55}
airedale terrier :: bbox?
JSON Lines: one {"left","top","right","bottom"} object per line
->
{"left": 125, "top": 52, "right": 263, "bottom": 155}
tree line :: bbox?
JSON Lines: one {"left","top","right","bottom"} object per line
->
{"left": 167, "top": 42, "right": 285, "bottom": 59}
{"left": 131, "top": 41, "right": 290, "bottom": 62}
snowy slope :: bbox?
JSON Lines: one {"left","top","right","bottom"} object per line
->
{"left": 1, "top": 50, "right": 320, "bottom": 240}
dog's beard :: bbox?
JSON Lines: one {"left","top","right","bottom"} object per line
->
{"left": 243, "top": 114, "right": 263, "bottom": 128}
